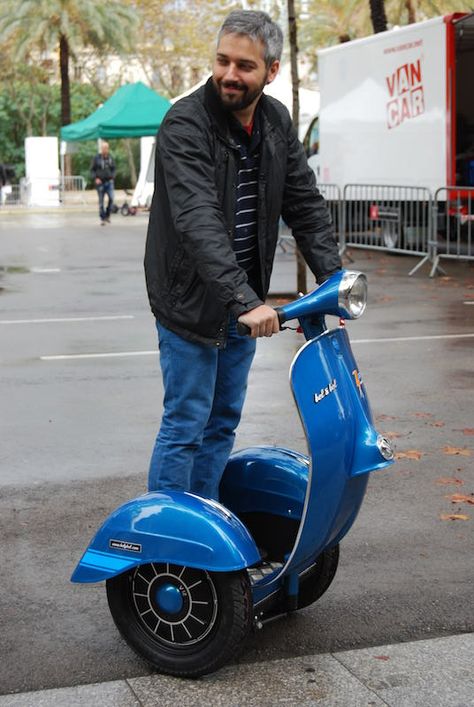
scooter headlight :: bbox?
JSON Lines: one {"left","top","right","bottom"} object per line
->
{"left": 377, "top": 435, "right": 394, "bottom": 461}
{"left": 338, "top": 272, "right": 368, "bottom": 319}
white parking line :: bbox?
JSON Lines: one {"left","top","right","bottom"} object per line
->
{"left": 1, "top": 315, "right": 135, "bottom": 325}
{"left": 41, "top": 350, "right": 156, "bottom": 361}
{"left": 352, "top": 332, "right": 474, "bottom": 344}
{"left": 39, "top": 332, "right": 474, "bottom": 361}
{"left": 30, "top": 267, "right": 61, "bottom": 273}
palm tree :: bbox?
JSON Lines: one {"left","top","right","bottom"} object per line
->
{"left": 369, "top": 0, "right": 388, "bottom": 33}
{"left": 0, "top": 0, "right": 138, "bottom": 127}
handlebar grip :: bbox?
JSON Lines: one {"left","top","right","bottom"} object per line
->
{"left": 236, "top": 321, "right": 251, "bottom": 336}
{"left": 236, "top": 308, "right": 286, "bottom": 337}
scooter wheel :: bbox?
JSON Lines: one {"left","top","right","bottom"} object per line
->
{"left": 106, "top": 562, "right": 252, "bottom": 677}
{"left": 297, "top": 544, "right": 340, "bottom": 609}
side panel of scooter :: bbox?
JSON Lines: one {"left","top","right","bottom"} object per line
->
{"left": 71, "top": 491, "right": 260, "bottom": 583}
{"left": 284, "top": 327, "right": 392, "bottom": 572}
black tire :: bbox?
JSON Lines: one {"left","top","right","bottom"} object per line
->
{"left": 106, "top": 562, "right": 253, "bottom": 677}
{"left": 120, "top": 203, "right": 130, "bottom": 216}
{"left": 297, "top": 545, "right": 340, "bottom": 610}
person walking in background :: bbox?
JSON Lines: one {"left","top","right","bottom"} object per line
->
{"left": 144, "top": 10, "right": 341, "bottom": 501}
{"left": 0, "top": 163, "right": 6, "bottom": 206}
{"left": 91, "top": 141, "right": 115, "bottom": 225}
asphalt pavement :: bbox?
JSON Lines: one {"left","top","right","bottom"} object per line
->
{"left": 0, "top": 208, "right": 473, "bottom": 704}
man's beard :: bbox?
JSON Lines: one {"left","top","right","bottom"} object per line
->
{"left": 213, "top": 75, "right": 268, "bottom": 113}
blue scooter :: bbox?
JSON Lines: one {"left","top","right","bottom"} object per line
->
{"left": 71, "top": 270, "right": 394, "bottom": 677}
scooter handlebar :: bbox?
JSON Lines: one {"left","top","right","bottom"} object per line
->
{"left": 236, "top": 308, "right": 286, "bottom": 336}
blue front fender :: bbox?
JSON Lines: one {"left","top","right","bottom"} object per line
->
{"left": 71, "top": 491, "right": 260, "bottom": 583}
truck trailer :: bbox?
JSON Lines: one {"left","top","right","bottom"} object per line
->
{"left": 307, "top": 13, "right": 474, "bottom": 257}
{"left": 314, "top": 13, "right": 474, "bottom": 191}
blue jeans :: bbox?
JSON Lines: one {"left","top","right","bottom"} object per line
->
{"left": 96, "top": 180, "right": 114, "bottom": 221}
{"left": 148, "top": 319, "right": 256, "bottom": 500}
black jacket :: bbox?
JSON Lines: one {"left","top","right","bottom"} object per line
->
{"left": 144, "top": 78, "right": 341, "bottom": 347}
{"left": 90, "top": 153, "right": 116, "bottom": 182}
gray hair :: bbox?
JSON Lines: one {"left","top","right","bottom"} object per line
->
{"left": 218, "top": 10, "right": 283, "bottom": 67}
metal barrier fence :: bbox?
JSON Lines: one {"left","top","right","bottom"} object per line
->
{"left": 429, "top": 187, "right": 473, "bottom": 275}
{"left": 340, "top": 184, "right": 432, "bottom": 257}
{"left": 60, "top": 175, "right": 87, "bottom": 204}
{"left": 1, "top": 183, "right": 23, "bottom": 206}
{"left": 0, "top": 175, "right": 87, "bottom": 207}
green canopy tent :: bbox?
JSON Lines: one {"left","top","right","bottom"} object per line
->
{"left": 60, "top": 81, "right": 171, "bottom": 141}
{"left": 60, "top": 82, "right": 171, "bottom": 205}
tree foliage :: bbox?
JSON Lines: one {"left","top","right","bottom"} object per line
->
{"left": 0, "top": 0, "right": 138, "bottom": 125}
{"left": 124, "top": 0, "right": 237, "bottom": 98}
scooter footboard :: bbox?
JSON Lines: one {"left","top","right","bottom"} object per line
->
{"left": 71, "top": 491, "right": 260, "bottom": 583}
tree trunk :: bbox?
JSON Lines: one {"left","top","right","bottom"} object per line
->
{"left": 124, "top": 139, "right": 137, "bottom": 188}
{"left": 59, "top": 33, "right": 72, "bottom": 175}
{"left": 287, "top": 0, "right": 307, "bottom": 294}
{"left": 59, "top": 34, "right": 71, "bottom": 126}
{"left": 369, "top": 0, "right": 388, "bottom": 34}
{"left": 405, "top": 0, "right": 416, "bottom": 24}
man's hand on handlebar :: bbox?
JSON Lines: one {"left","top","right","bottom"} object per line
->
{"left": 237, "top": 305, "right": 280, "bottom": 338}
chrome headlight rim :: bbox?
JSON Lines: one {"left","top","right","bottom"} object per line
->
{"left": 337, "top": 271, "right": 368, "bottom": 319}
{"left": 377, "top": 434, "right": 394, "bottom": 461}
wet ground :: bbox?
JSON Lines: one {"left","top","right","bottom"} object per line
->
{"left": 0, "top": 211, "right": 473, "bottom": 694}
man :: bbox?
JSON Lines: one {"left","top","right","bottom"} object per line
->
{"left": 0, "top": 163, "right": 6, "bottom": 206}
{"left": 90, "top": 141, "right": 115, "bottom": 225}
{"left": 144, "top": 10, "right": 341, "bottom": 500}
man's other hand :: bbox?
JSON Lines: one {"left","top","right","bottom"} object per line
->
{"left": 237, "top": 305, "right": 280, "bottom": 338}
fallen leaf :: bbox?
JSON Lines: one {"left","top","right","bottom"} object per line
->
{"left": 440, "top": 513, "right": 470, "bottom": 521}
{"left": 382, "top": 431, "right": 403, "bottom": 439}
{"left": 429, "top": 421, "right": 445, "bottom": 428}
{"left": 376, "top": 295, "right": 394, "bottom": 303}
{"left": 461, "top": 429, "right": 474, "bottom": 436}
{"left": 376, "top": 414, "right": 397, "bottom": 421}
{"left": 443, "top": 446, "right": 472, "bottom": 457}
{"left": 436, "top": 477, "right": 464, "bottom": 486}
{"left": 374, "top": 656, "right": 390, "bottom": 661}
{"left": 395, "top": 450, "right": 423, "bottom": 460}
{"left": 447, "top": 494, "right": 474, "bottom": 505}
{"left": 412, "top": 412, "right": 433, "bottom": 419}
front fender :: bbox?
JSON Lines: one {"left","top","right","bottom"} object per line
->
{"left": 71, "top": 491, "right": 260, "bottom": 583}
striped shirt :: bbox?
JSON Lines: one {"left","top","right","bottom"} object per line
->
{"left": 230, "top": 114, "right": 261, "bottom": 294}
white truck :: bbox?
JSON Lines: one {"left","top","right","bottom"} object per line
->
{"left": 308, "top": 12, "right": 474, "bottom": 191}
{"left": 304, "top": 13, "right": 474, "bottom": 254}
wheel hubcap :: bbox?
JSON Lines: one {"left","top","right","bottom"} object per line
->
{"left": 131, "top": 563, "right": 218, "bottom": 646}
{"left": 156, "top": 583, "right": 184, "bottom": 615}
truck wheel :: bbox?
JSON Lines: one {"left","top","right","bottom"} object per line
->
{"left": 106, "top": 562, "right": 253, "bottom": 677}
{"left": 297, "top": 544, "right": 340, "bottom": 609}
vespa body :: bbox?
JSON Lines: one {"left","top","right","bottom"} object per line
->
{"left": 71, "top": 270, "right": 394, "bottom": 677}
